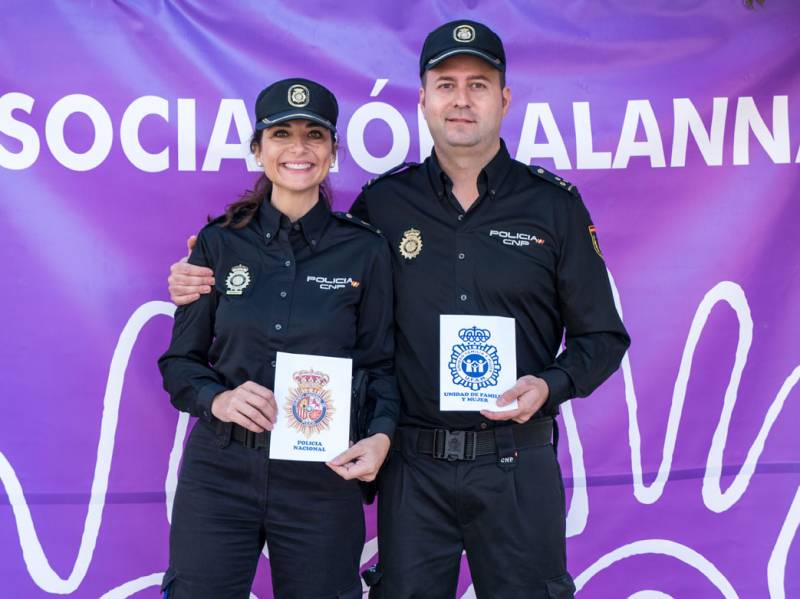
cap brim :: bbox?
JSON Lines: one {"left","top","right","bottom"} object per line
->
{"left": 255, "top": 109, "right": 337, "bottom": 135}
{"left": 424, "top": 48, "right": 504, "bottom": 72}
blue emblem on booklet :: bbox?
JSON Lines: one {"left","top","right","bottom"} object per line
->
{"left": 448, "top": 326, "right": 501, "bottom": 391}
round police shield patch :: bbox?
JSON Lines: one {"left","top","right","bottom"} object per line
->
{"left": 288, "top": 84, "right": 310, "bottom": 107}
{"left": 453, "top": 24, "right": 476, "bottom": 43}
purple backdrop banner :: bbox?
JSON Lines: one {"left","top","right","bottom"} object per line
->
{"left": 1, "top": 1, "right": 799, "bottom": 597}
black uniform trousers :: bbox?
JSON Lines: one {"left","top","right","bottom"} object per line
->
{"left": 162, "top": 420, "right": 364, "bottom": 598}
{"left": 368, "top": 424, "right": 576, "bottom": 599}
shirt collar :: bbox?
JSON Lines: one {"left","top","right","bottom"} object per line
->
{"left": 426, "top": 138, "right": 513, "bottom": 198}
{"left": 258, "top": 195, "right": 330, "bottom": 250}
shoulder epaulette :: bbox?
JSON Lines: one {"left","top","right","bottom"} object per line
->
{"left": 204, "top": 214, "right": 227, "bottom": 227}
{"left": 528, "top": 165, "right": 580, "bottom": 197}
{"left": 362, "top": 161, "right": 420, "bottom": 190}
{"left": 332, "top": 211, "right": 382, "bottom": 235}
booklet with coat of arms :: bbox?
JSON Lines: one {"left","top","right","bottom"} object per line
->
{"left": 439, "top": 315, "right": 518, "bottom": 412}
{"left": 269, "top": 352, "right": 352, "bottom": 461}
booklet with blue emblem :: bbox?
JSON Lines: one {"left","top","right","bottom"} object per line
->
{"left": 439, "top": 315, "right": 518, "bottom": 412}
{"left": 270, "top": 351, "right": 352, "bottom": 461}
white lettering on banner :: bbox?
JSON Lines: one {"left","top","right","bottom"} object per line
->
{"left": 176, "top": 98, "right": 196, "bottom": 171}
{"left": 202, "top": 98, "right": 259, "bottom": 172}
{"left": 120, "top": 96, "right": 169, "bottom": 172}
{"left": 612, "top": 99, "right": 666, "bottom": 169}
{"left": 2, "top": 93, "right": 799, "bottom": 171}
{"left": 573, "top": 101, "right": 612, "bottom": 169}
{"left": 515, "top": 102, "right": 572, "bottom": 169}
{"left": 45, "top": 94, "right": 113, "bottom": 171}
{"left": 671, "top": 98, "right": 728, "bottom": 167}
{"left": 346, "top": 79, "right": 411, "bottom": 173}
{"left": 733, "top": 95, "right": 790, "bottom": 165}
{"left": 0, "top": 92, "right": 40, "bottom": 169}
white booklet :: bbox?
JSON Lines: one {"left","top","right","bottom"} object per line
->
{"left": 439, "top": 315, "right": 518, "bottom": 412}
{"left": 269, "top": 351, "right": 352, "bottom": 461}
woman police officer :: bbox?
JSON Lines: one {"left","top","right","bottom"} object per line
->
{"left": 158, "top": 78, "right": 398, "bottom": 598}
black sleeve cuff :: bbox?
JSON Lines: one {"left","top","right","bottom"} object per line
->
{"left": 196, "top": 382, "right": 227, "bottom": 422}
{"left": 537, "top": 367, "right": 575, "bottom": 412}
{"left": 366, "top": 416, "right": 396, "bottom": 442}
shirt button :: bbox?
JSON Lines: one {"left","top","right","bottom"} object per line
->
{"left": 270, "top": 360, "right": 276, "bottom": 368}
{"left": 457, "top": 214, "right": 464, "bottom": 221}
{"left": 279, "top": 291, "right": 287, "bottom": 298}
{"left": 460, "top": 294, "right": 468, "bottom": 302}
{"left": 490, "top": 189, "right": 496, "bottom": 196}
{"left": 284, "top": 260, "right": 291, "bottom": 267}
{"left": 480, "top": 422, "right": 488, "bottom": 430}
{"left": 458, "top": 252, "right": 465, "bottom": 260}
{"left": 293, "top": 223, "right": 300, "bottom": 231}
{"left": 274, "top": 323, "right": 282, "bottom": 331}
{"left": 265, "top": 232, "right": 272, "bottom": 239}
{"left": 311, "top": 239, "right": 317, "bottom": 246}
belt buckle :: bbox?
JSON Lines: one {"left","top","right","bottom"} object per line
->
{"left": 433, "top": 429, "right": 477, "bottom": 461}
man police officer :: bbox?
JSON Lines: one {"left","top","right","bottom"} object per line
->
{"left": 168, "top": 20, "right": 630, "bottom": 599}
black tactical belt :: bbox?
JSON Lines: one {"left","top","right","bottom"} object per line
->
{"left": 397, "top": 417, "right": 553, "bottom": 461}
{"left": 230, "top": 423, "right": 269, "bottom": 449}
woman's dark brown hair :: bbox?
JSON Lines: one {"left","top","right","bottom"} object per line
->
{"left": 218, "top": 128, "right": 334, "bottom": 229}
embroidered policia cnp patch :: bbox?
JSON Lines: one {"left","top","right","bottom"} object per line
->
{"left": 453, "top": 24, "right": 476, "bottom": 43}
{"left": 588, "top": 225, "right": 603, "bottom": 258}
{"left": 285, "top": 369, "right": 335, "bottom": 437}
{"left": 225, "top": 264, "right": 251, "bottom": 295}
{"left": 399, "top": 227, "right": 423, "bottom": 259}
{"left": 287, "top": 84, "right": 310, "bottom": 108}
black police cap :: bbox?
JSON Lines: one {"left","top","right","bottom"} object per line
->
{"left": 254, "top": 78, "right": 338, "bottom": 135}
{"left": 419, "top": 20, "right": 506, "bottom": 77}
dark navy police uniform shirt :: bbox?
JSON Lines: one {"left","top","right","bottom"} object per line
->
{"left": 350, "top": 140, "right": 630, "bottom": 431}
{"left": 159, "top": 198, "right": 400, "bottom": 438}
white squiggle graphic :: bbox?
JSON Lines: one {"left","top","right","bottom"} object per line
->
{"left": 628, "top": 592, "right": 674, "bottom": 599}
{"left": 573, "top": 539, "right": 738, "bottom": 598}
{"left": 561, "top": 400, "right": 588, "bottom": 537}
{"left": 98, "top": 571, "right": 261, "bottom": 599}
{"left": 98, "top": 573, "right": 162, "bottom": 599}
{"left": 0, "top": 301, "right": 175, "bottom": 594}
{"left": 165, "top": 411, "right": 189, "bottom": 524}
{"left": 615, "top": 279, "right": 800, "bottom": 509}
{"left": 768, "top": 485, "right": 800, "bottom": 599}
{"left": 2, "top": 278, "right": 796, "bottom": 597}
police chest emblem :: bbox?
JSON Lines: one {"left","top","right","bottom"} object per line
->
{"left": 399, "top": 227, "right": 423, "bottom": 259}
{"left": 449, "top": 326, "right": 501, "bottom": 391}
{"left": 225, "top": 264, "right": 251, "bottom": 295}
{"left": 287, "top": 84, "right": 310, "bottom": 108}
{"left": 285, "top": 369, "right": 335, "bottom": 437}
{"left": 453, "top": 24, "right": 476, "bottom": 42}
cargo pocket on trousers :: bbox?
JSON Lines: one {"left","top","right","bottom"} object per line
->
{"left": 545, "top": 572, "right": 576, "bottom": 598}
{"left": 160, "top": 567, "right": 177, "bottom": 598}
{"left": 362, "top": 563, "right": 383, "bottom": 587}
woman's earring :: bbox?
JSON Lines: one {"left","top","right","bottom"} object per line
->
{"left": 256, "top": 160, "right": 263, "bottom": 167}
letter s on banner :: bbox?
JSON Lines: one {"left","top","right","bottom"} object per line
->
{"left": 347, "top": 80, "right": 410, "bottom": 174}
{"left": 0, "top": 92, "right": 40, "bottom": 170}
